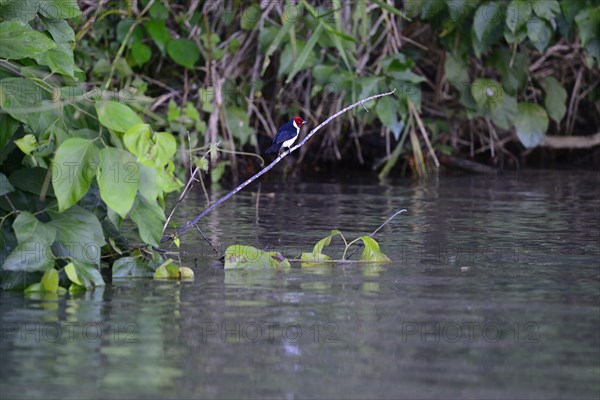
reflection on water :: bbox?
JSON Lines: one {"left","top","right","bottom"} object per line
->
{"left": 1, "top": 171, "right": 599, "bottom": 399}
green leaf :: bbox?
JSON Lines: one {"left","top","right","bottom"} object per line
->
{"left": 224, "top": 245, "right": 291, "bottom": 270}
{"left": 301, "top": 230, "right": 342, "bottom": 266}
{"left": 42, "top": 18, "right": 75, "bottom": 43}
{"left": 490, "top": 94, "right": 517, "bottom": 130}
{"left": 39, "top": 0, "right": 81, "bottom": 19}
{"left": 123, "top": 123, "right": 151, "bottom": 158}
{"left": 506, "top": 0, "right": 532, "bottom": 33}
{"left": 376, "top": 96, "right": 404, "bottom": 140}
{"left": 138, "top": 164, "right": 161, "bottom": 201}
{"left": 471, "top": 79, "right": 505, "bottom": 112}
{"left": 97, "top": 147, "right": 140, "bottom": 218}
{"left": 148, "top": 0, "right": 169, "bottom": 20}
{"left": 96, "top": 101, "right": 144, "bottom": 133}
{"left": 527, "top": 17, "right": 552, "bottom": 52}
{"left": 261, "top": 18, "right": 295, "bottom": 75}
{"left": 473, "top": 2, "right": 503, "bottom": 41}
{"left": 543, "top": 76, "right": 567, "bottom": 122}
{"left": 51, "top": 138, "right": 99, "bottom": 211}
{"left": 515, "top": 102, "right": 549, "bottom": 148}
{"left": 130, "top": 197, "right": 165, "bottom": 246}
{"left": 144, "top": 20, "right": 171, "bottom": 53}
{"left": 224, "top": 107, "right": 254, "bottom": 146}
{"left": 24, "top": 283, "right": 44, "bottom": 293}
{"left": 444, "top": 52, "right": 469, "bottom": 87}
{"left": 575, "top": 7, "right": 600, "bottom": 48}
{"left": 153, "top": 259, "right": 180, "bottom": 279}
{"left": 48, "top": 206, "right": 106, "bottom": 266}
{"left": 14, "top": 134, "right": 37, "bottom": 155}
{"left": 2, "top": 212, "right": 57, "bottom": 272}
{"left": 0, "top": 78, "right": 55, "bottom": 131}
{"left": 123, "top": 124, "right": 176, "bottom": 168}
{"left": 68, "top": 260, "right": 104, "bottom": 288}
{"left": 285, "top": 22, "right": 323, "bottom": 84}
{"left": 0, "top": 172, "right": 14, "bottom": 196}
{"left": 41, "top": 268, "right": 59, "bottom": 292}
{"left": 0, "top": 21, "right": 57, "bottom": 59}
{"left": 112, "top": 256, "right": 154, "bottom": 278}
{"left": 359, "top": 236, "right": 391, "bottom": 263}
{"left": 166, "top": 39, "right": 200, "bottom": 69}
{"left": 64, "top": 262, "right": 82, "bottom": 286}
{"left": 0, "top": 114, "right": 20, "bottom": 150}
{"left": 533, "top": 0, "right": 560, "bottom": 21}
{"left": 131, "top": 42, "right": 152, "bottom": 66}
{"left": 179, "top": 266, "right": 194, "bottom": 280}
{"left": 36, "top": 42, "right": 75, "bottom": 78}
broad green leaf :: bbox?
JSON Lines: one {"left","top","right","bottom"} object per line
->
{"left": 359, "top": 236, "right": 391, "bottom": 262}
{"left": 42, "top": 18, "right": 75, "bottom": 43}
{"left": 36, "top": 43, "right": 75, "bottom": 78}
{"left": 0, "top": 21, "right": 57, "bottom": 59}
{"left": 144, "top": 20, "right": 171, "bottom": 52}
{"left": 64, "top": 262, "right": 82, "bottom": 286}
{"left": 261, "top": 17, "right": 294, "bottom": 75}
{"left": 506, "top": 0, "right": 532, "bottom": 33}
{"left": 123, "top": 123, "right": 151, "bottom": 158}
{"left": 490, "top": 94, "right": 517, "bottom": 130}
{"left": 38, "top": 0, "right": 81, "bottom": 19}
{"left": 224, "top": 107, "right": 254, "bottom": 146}
{"left": 2, "top": 212, "right": 56, "bottom": 272}
{"left": 533, "top": 0, "right": 560, "bottom": 21}
{"left": 301, "top": 230, "right": 343, "bottom": 266}
{"left": 473, "top": 2, "right": 503, "bottom": 41}
{"left": 224, "top": 245, "right": 291, "bottom": 270}
{"left": 52, "top": 138, "right": 99, "bottom": 211}
{"left": 166, "top": 39, "right": 200, "bottom": 69}
{"left": 471, "top": 79, "right": 504, "bottom": 112}
{"left": 68, "top": 259, "right": 105, "bottom": 288}
{"left": 0, "top": 114, "right": 20, "bottom": 150}
{"left": 0, "top": 78, "right": 55, "bottom": 131}
{"left": 131, "top": 42, "right": 151, "bottom": 66}
{"left": 130, "top": 197, "right": 165, "bottom": 246}
{"left": 153, "top": 259, "right": 180, "bottom": 279}
{"left": 376, "top": 96, "right": 404, "bottom": 140}
{"left": 179, "top": 267, "right": 194, "bottom": 280}
{"left": 444, "top": 52, "right": 469, "bottom": 87}
{"left": 286, "top": 22, "right": 324, "bottom": 84}
{"left": 527, "top": 17, "right": 552, "bottom": 52}
{"left": 24, "top": 283, "right": 44, "bottom": 293}
{"left": 543, "top": 76, "right": 567, "bottom": 122}
{"left": 575, "top": 7, "right": 600, "bottom": 48}
{"left": 96, "top": 101, "right": 144, "bottom": 133}
{"left": 515, "top": 102, "right": 549, "bottom": 148}
{"left": 14, "top": 134, "right": 37, "bottom": 155}
{"left": 148, "top": 132, "right": 176, "bottom": 167}
{"left": 48, "top": 206, "right": 106, "bottom": 266}
{"left": 112, "top": 256, "right": 154, "bottom": 278}
{"left": 138, "top": 164, "right": 161, "bottom": 201}
{"left": 148, "top": 0, "right": 169, "bottom": 20}
{"left": 97, "top": 147, "right": 140, "bottom": 218}
{"left": 278, "top": 39, "right": 318, "bottom": 79}
{"left": 0, "top": 172, "right": 14, "bottom": 196}
{"left": 41, "top": 268, "right": 59, "bottom": 292}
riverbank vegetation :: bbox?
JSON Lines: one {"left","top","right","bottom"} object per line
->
{"left": 1, "top": 0, "right": 598, "bottom": 291}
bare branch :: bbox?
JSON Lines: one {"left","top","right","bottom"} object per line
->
{"left": 161, "top": 89, "right": 397, "bottom": 243}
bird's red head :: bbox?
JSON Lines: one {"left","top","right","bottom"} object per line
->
{"left": 293, "top": 116, "right": 305, "bottom": 128}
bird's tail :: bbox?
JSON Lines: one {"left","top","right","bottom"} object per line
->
{"left": 265, "top": 142, "right": 281, "bottom": 154}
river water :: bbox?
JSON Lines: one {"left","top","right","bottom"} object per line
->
{"left": 1, "top": 170, "right": 599, "bottom": 399}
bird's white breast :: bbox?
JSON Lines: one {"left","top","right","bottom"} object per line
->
{"left": 282, "top": 134, "right": 298, "bottom": 149}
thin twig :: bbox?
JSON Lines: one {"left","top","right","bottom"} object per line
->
{"left": 161, "top": 89, "right": 397, "bottom": 243}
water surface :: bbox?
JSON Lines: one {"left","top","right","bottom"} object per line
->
{"left": 1, "top": 170, "right": 599, "bottom": 399}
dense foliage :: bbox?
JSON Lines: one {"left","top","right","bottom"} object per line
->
{"left": 1, "top": 0, "right": 598, "bottom": 291}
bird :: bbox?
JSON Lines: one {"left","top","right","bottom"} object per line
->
{"left": 265, "top": 116, "right": 305, "bottom": 155}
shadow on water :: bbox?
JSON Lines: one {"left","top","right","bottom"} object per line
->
{"left": 1, "top": 170, "right": 599, "bottom": 399}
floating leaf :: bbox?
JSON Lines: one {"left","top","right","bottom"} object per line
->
{"left": 179, "top": 267, "right": 194, "bottom": 280}
{"left": 301, "top": 230, "right": 343, "bottom": 266}
{"left": 41, "top": 268, "right": 59, "bottom": 292}
{"left": 153, "top": 259, "right": 180, "bottom": 279}
{"left": 359, "top": 236, "right": 391, "bottom": 263}
{"left": 64, "top": 262, "right": 82, "bottom": 286}
{"left": 224, "top": 245, "right": 291, "bottom": 270}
